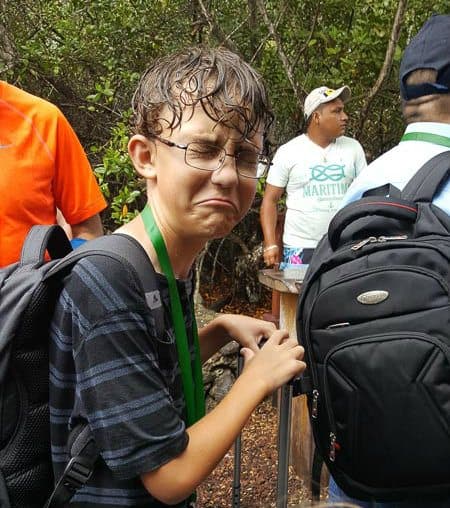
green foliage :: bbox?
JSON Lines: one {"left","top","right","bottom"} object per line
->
{"left": 1, "top": 0, "right": 448, "bottom": 253}
{"left": 91, "top": 113, "right": 144, "bottom": 228}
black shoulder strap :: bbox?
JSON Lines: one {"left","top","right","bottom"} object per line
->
{"left": 45, "top": 233, "right": 164, "bottom": 507}
{"left": 362, "top": 183, "right": 401, "bottom": 198}
{"left": 84, "top": 234, "right": 165, "bottom": 335}
{"left": 401, "top": 150, "right": 450, "bottom": 202}
{"left": 20, "top": 224, "right": 72, "bottom": 267}
{"left": 44, "top": 424, "right": 98, "bottom": 508}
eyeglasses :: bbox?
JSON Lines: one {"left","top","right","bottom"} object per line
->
{"left": 152, "top": 134, "right": 271, "bottom": 179}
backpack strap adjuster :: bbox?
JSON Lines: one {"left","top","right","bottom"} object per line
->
{"left": 60, "top": 455, "right": 94, "bottom": 491}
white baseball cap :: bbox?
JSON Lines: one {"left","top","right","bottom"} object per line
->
{"left": 304, "top": 85, "right": 351, "bottom": 120}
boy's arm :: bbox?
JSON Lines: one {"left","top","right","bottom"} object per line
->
{"left": 140, "top": 330, "right": 305, "bottom": 505}
{"left": 197, "top": 313, "right": 276, "bottom": 362}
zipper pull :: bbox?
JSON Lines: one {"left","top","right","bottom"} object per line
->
{"left": 329, "top": 432, "right": 337, "bottom": 462}
{"left": 351, "top": 236, "right": 377, "bottom": 251}
{"left": 377, "top": 234, "right": 408, "bottom": 242}
{"left": 311, "top": 389, "right": 319, "bottom": 418}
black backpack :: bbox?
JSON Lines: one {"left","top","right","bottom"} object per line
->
{"left": 296, "top": 151, "right": 450, "bottom": 501}
{"left": 0, "top": 225, "right": 163, "bottom": 508}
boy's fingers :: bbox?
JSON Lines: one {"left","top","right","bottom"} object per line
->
{"left": 240, "top": 347, "right": 254, "bottom": 362}
{"left": 265, "top": 329, "right": 289, "bottom": 344}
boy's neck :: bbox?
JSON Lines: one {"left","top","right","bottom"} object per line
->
{"left": 117, "top": 215, "right": 199, "bottom": 279}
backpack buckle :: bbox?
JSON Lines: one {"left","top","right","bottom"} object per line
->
{"left": 44, "top": 455, "right": 95, "bottom": 507}
{"left": 61, "top": 456, "right": 94, "bottom": 491}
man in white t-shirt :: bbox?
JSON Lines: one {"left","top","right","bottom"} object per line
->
{"left": 260, "top": 85, "right": 367, "bottom": 268}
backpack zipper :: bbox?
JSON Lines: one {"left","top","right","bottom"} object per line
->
{"left": 351, "top": 235, "right": 408, "bottom": 251}
{"left": 311, "top": 389, "right": 319, "bottom": 418}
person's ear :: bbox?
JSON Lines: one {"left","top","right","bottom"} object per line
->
{"left": 128, "top": 134, "right": 157, "bottom": 180}
{"left": 313, "top": 110, "right": 321, "bottom": 125}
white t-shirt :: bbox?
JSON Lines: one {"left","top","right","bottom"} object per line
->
{"left": 341, "top": 122, "right": 450, "bottom": 215}
{"left": 267, "top": 134, "right": 367, "bottom": 248}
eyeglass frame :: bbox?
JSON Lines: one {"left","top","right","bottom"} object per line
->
{"left": 150, "top": 134, "right": 271, "bottom": 179}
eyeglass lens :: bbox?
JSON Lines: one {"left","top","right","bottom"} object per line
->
{"left": 185, "top": 142, "right": 267, "bottom": 178}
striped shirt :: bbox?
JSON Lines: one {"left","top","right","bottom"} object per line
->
{"left": 49, "top": 249, "right": 196, "bottom": 507}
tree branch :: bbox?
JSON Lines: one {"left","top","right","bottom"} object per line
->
{"left": 196, "top": 0, "right": 241, "bottom": 55}
{"left": 357, "top": 0, "right": 408, "bottom": 134}
{"left": 291, "top": 3, "right": 320, "bottom": 69}
{"left": 255, "top": 0, "right": 304, "bottom": 106}
{"left": 249, "top": 1, "right": 283, "bottom": 63}
{"left": 0, "top": 20, "right": 16, "bottom": 71}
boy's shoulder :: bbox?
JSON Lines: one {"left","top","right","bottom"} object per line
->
{"left": 57, "top": 244, "right": 156, "bottom": 324}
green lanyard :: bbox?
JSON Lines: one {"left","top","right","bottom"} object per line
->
{"left": 141, "top": 204, "right": 205, "bottom": 427}
{"left": 401, "top": 131, "right": 450, "bottom": 148}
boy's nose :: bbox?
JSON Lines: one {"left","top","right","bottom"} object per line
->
{"left": 211, "top": 155, "right": 240, "bottom": 185}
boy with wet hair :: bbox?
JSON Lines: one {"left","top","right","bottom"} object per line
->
{"left": 50, "top": 46, "right": 305, "bottom": 507}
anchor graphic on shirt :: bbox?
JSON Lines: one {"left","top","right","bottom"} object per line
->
{"left": 311, "top": 163, "right": 345, "bottom": 182}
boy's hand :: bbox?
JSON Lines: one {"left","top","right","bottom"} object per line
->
{"left": 240, "top": 329, "right": 306, "bottom": 395}
{"left": 217, "top": 314, "right": 276, "bottom": 354}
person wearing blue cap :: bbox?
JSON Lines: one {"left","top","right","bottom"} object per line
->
{"left": 341, "top": 14, "right": 450, "bottom": 212}
{"left": 332, "top": 13, "right": 450, "bottom": 508}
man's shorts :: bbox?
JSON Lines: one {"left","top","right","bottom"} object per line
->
{"left": 279, "top": 246, "right": 315, "bottom": 270}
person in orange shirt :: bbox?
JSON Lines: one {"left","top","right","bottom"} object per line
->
{"left": 0, "top": 81, "right": 107, "bottom": 266}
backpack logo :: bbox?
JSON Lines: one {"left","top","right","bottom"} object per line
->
{"left": 356, "top": 290, "right": 389, "bottom": 305}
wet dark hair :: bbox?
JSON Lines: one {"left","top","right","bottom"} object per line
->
{"left": 131, "top": 46, "right": 273, "bottom": 144}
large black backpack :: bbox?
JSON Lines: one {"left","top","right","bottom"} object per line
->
{"left": 296, "top": 151, "right": 450, "bottom": 501}
{"left": 0, "top": 225, "right": 163, "bottom": 508}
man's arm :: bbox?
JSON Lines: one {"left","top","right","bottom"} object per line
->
{"left": 71, "top": 213, "right": 104, "bottom": 239}
{"left": 260, "top": 183, "right": 285, "bottom": 266}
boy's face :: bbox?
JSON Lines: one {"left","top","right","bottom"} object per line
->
{"left": 135, "top": 103, "right": 262, "bottom": 243}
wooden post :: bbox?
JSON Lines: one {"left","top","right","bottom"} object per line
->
{"left": 258, "top": 268, "right": 326, "bottom": 500}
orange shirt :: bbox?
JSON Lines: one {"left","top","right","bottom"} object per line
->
{"left": 0, "top": 81, "right": 107, "bottom": 266}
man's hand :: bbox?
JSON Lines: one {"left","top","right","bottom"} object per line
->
{"left": 263, "top": 244, "right": 280, "bottom": 267}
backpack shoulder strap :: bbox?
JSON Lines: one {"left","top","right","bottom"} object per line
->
{"left": 401, "top": 150, "right": 450, "bottom": 202}
{"left": 44, "top": 424, "right": 98, "bottom": 508}
{"left": 83, "top": 234, "right": 165, "bottom": 334}
{"left": 362, "top": 183, "right": 401, "bottom": 198}
{"left": 45, "top": 233, "right": 159, "bottom": 299}
{"left": 20, "top": 224, "right": 72, "bottom": 267}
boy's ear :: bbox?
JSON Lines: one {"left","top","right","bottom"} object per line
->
{"left": 128, "top": 134, "right": 157, "bottom": 179}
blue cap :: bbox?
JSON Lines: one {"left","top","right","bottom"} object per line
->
{"left": 400, "top": 14, "right": 450, "bottom": 100}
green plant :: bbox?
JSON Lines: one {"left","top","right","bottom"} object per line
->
{"left": 92, "top": 114, "right": 145, "bottom": 228}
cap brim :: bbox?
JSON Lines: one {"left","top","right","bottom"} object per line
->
{"left": 325, "top": 85, "right": 351, "bottom": 104}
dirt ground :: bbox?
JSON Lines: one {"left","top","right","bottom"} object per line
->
{"left": 197, "top": 285, "right": 315, "bottom": 507}
{"left": 197, "top": 398, "right": 312, "bottom": 507}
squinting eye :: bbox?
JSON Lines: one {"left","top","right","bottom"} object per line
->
{"left": 188, "top": 143, "right": 222, "bottom": 160}
{"left": 237, "top": 151, "right": 259, "bottom": 166}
